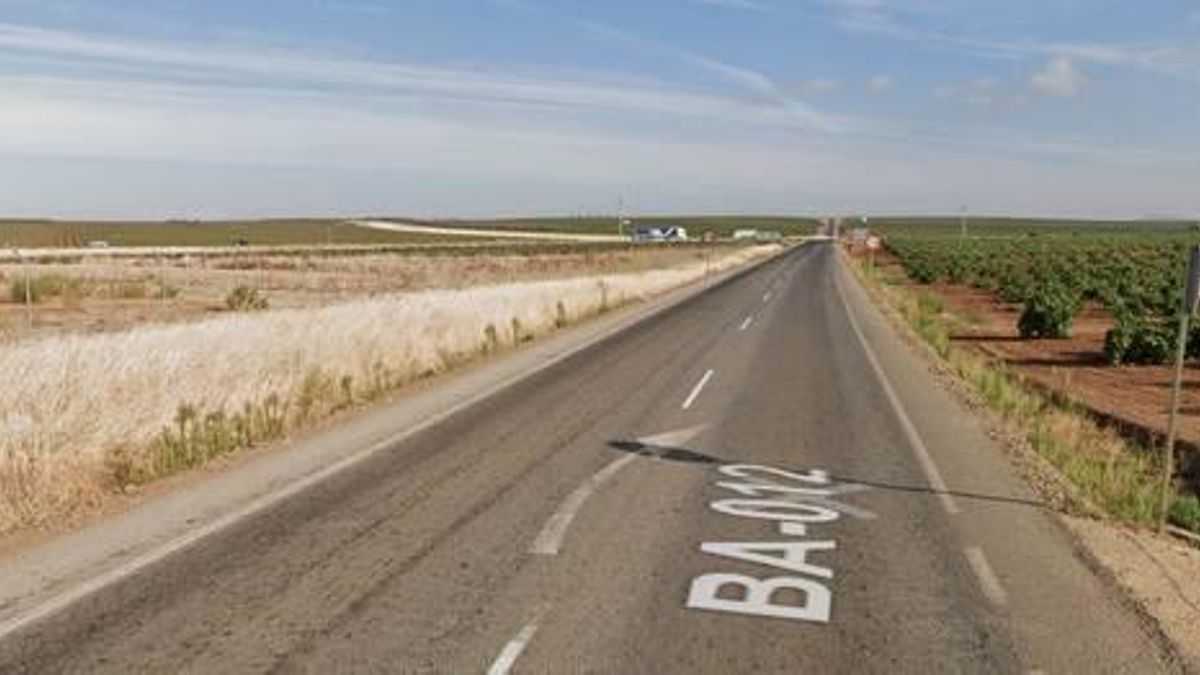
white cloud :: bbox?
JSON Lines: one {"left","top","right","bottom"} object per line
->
{"left": 0, "top": 20, "right": 1194, "bottom": 218}
{"left": 933, "top": 77, "right": 1002, "bottom": 106}
{"left": 830, "top": 5, "right": 1200, "bottom": 86}
{"left": 1030, "top": 55, "right": 1084, "bottom": 97}
{"left": 867, "top": 74, "right": 895, "bottom": 93}
{"left": 789, "top": 78, "right": 841, "bottom": 94}
{"left": 0, "top": 22, "right": 845, "bottom": 133}
{"left": 689, "top": 0, "right": 769, "bottom": 10}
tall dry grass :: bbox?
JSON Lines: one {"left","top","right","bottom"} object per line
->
{"left": 0, "top": 246, "right": 775, "bottom": 531}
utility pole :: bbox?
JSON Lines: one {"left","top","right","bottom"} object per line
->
{"left": 959, "top": 205, "right": 968, "bottom": 242}
{"left": 1161, "top": 245, "right": 1200, "bottom": 533}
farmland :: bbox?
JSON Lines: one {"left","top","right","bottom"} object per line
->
{"left": 410, "top": 215, "right": 820, "bottom": 237}
{"left": 0, "top": 216, "right": 818, "bottom": 249}
{"left": 0, "top": 234, "right": 778, "bottom": 533}
{"left": 884, "top": 232, "right": 1200, "bottom": 364}
{"left": 0, "top": 242, "right": 734, "bottom": 341}
{"left": 858, "top": 218, "right": 1200, "bottom": 534}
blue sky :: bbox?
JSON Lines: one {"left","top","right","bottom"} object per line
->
{"left": 1, "top": 0, "right": 1198, "bottom": 218}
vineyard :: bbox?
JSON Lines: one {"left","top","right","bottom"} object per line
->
{"left": 882, "top": 228, "right": 1200, "bottom": 364}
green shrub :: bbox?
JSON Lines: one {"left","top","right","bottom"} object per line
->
{"left": 225, "top": 285, "right": 269, "bottom": 311}
{"left": 482, "top": 324, "right": 500, "bottom": 353}
{"left": 156, "top": 282, "right": 181, "bottom": 300}
{"left": 35, "top": 274, "right": 84, "bottom": 298}
{"left": 9, "top": 277, "right": 42, "bottom": 304}
{"left": 1018, "top": 284, "right": 1080, "bottom": 339}
{"left": 110, "top": 280, "right": 148, "bottom": 299}
{"left": 1169, "top": 494, "right": 1200, "bottom": 533}
{"left": 916, "top": 291, "right": 944, "bottom": 315}
{"left": 1103, "top": 313, "right": 1174, "bottom": 365}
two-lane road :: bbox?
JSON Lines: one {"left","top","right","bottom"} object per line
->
{"left": 0, "top": 244, "right": 1180, "bottom": 673}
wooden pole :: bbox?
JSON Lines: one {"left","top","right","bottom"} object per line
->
{"left": 1160, "top": 309, "right": 1188, "bottom": 533}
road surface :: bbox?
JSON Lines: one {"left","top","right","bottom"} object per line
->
{"left": 0, "top": 244, "right": 1181, "bottom": 673}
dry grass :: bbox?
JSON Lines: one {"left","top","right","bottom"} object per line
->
{"left": 0, "top": 245, "right": 776, "bottom": 533}
{"left": 0, "top": 246, "right": 721, "bottom": 341}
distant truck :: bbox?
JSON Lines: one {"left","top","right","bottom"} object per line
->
{"left": 631, "top": 226, "right": 689, "bottom": 243}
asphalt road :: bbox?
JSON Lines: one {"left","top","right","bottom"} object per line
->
{"left": 0, "top": 244, "right": 1182, "bottom": 673}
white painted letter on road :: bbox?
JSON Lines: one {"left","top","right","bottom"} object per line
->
{"left": 687, "top": 573, "right": 831, "bottom": 623}
{"left": 701, "top": 540, "right": 836, "bottom": 579}
{"left": 710, "top": 499, "right": 840, "bottom": 523}
{"left": 685, "top": 464, "right": 874, "bottom": 626}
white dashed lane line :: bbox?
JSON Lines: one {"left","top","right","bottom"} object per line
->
{"left": 965, "top": 546, "right": 1008, "bottom": 606}
{"left": 739, "top": 316, "right": 754, "bottom": 331}
{"left": 681, "top": 369, "right": 715, "bottom": 411}
{"left": 487, "top": 620, "right": 540, "bottom": 675}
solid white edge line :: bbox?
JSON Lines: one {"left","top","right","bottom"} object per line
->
{"left": 739, "top": 316, "right": 754, "bottom": 331}
{"left": 0, "top": 252, "right": 789, "bottom": 642}
{"left": 681, "top": 369, "right": 715, "bottom": 410}
{"left": 964, "top": 546, "right": 1008, "bottom": 606}
{"left": 487, "top": 621, "right": 540, "bottom": 675}
{"left": 832, "top": 265, "right": 962, "bottom": 515}
{"left": 531, "top": 454, "right": 639, "bottom": 555}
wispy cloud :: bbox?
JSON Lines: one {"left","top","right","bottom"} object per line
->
{"left": 688, "top": 0, "right": 770, "bottom": 11}
{"left": 827, "top": 1, "right": 1200, "bottom": 85}
{"left": 577, "top": 20, "right": 841, "bottom": 130}
{"left": 1030, "top": 56, "right": 1084, "bottom": 97}
{"left": 310, "top": 0, "right": 389, "bottom": 16}
{"left": 866, "top": 74, "right": 895, "bottom": 94}
{"left": 0, "top": 22, "right": 841, "bottom": 132}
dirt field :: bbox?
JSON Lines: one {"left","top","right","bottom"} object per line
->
{"left": 0, "top": 245, "right": 720, "bottom": 342}
{"left": 871, "top": 251, "right": 1200, "bottom": 457}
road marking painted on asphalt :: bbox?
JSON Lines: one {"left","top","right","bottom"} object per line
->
{"left": 832, "top": 271, "right": 962, "bottom": 515}
{"left": 682, "top": 369, "right": 715, "bottom": 410}
{"left": 739, "top": 316, "right": 754, "bottom": 331}
{"left": 532, "top": 454, "right": 638, "bottom": 555}
{"left": 487, "top": 620, "right": 539, "bottom": 675}
{"left": 762, "top": 291, "right": 772, "bottom": 303}
{"left": 532, "top": 425, "right": 707, "bottom": 556}
{"left": 688, "top": 464, "right": 875, "bottom": 624}
{"left": 965, "top": 546, "right": 1008, "bottom": 606}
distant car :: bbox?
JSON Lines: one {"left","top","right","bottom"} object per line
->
{"left": 232, "top": 238, "right": 250, "bottom": 247}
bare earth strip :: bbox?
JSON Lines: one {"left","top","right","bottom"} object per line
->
{"left": 1064, "top": 517, "right": 1200, "bottom": 665}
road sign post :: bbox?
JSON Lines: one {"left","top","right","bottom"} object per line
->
{"left": 1160, "top": 245, "right": 1200, "bottom": 533}
{"left": 866, "top": 236, "right": 881, "bottom": 274}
